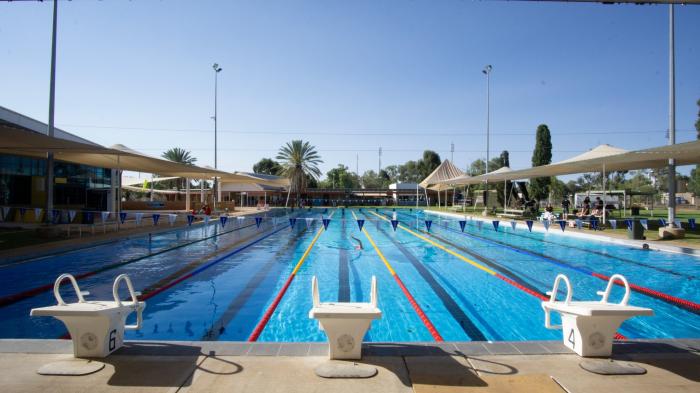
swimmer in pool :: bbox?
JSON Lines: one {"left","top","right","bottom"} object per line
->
{"left": 351, "top": 235, "right": 363, "bottom": 250}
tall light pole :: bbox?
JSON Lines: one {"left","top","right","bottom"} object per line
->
{"left": 45, "top": 0, "right": 58, "bottom": 223}
{"left": 212, "top": 63, "right": 222, "bottom": 208}
{"left": 482, "top": 65, "right": 492, "bottom": 214}
{"left": 666, "top": 4, "right": 683, "bottom": 237}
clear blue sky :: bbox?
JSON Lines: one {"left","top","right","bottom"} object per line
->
{"left": 1, "top": 0, "right": 699, "bottom": 177}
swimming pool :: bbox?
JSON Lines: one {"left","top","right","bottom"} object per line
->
{"left": 1, "top": 208, "right": 698, "bottom": 342}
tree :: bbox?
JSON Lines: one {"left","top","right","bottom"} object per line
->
{"left": 161, "top": 147, "right": 197, "bottom": 194}
{"left": 469, "top": 159, "right": 486, "bottom": 176}
{"left": 419, "top": 150, "right": 442, "bottom": 179}
{"left": 398, "top": 160, "right": 422, "bottom": 182}
{"left": 276, "top": 140, "right": 323, "bottom": 205}
{"left": 361, "top": 170, "right": 387, "bottom": 189}
{"left": 529, "top": 124, "right": 553, "bottom": 203}
{"left": 253, "top": 158, "right": 281, "bottom": 175}
{"left": 382, "top": 165, "right": 400, "bottom": 183}
{"left": 321, "top": 165, "right": 359, "bottom": 189}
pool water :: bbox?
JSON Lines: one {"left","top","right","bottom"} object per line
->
{"left": 0, "top": 208, "right": 698, "bottom": 342}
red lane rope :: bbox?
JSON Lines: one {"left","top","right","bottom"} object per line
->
{"left": 393, "top": 275, "right": 444, "bottom": 341}
{"left": 248, "top": 274, "right": 295, "bottom": 341}
{"left": 591, "top": 272, "right": 700, "bottom": 314}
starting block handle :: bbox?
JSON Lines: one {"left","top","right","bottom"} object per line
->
{"left": 370, "top": 276, "right": 377, "bottom": 308}
{"left": 112, "top": 274, "right": 144, "bottom": 330}
{"left": 598, "top": 274, "right": 630, "bottom": 305}
{"left": 543, "top": 274, "right": 573, "bottom": 330}
{"left": 53, "top": 274, "right": 86, "bottom": 305}
{"left": 311, "top": 276, "right": 320, "bottom": 307}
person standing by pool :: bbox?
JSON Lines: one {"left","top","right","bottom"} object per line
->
{"left": 561, "top": 195, "right": 571, "bottom": 218}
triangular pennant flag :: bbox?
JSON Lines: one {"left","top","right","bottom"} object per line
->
{"left": 305, "top": 217, "right": 314, "bottom": 229}
{"left": 52, "top": 209, "right": 61, "bottom": 223}
{"left": 68, "top": 210, "right": 77, "bottom": 222}
{"left": 659, "top": 218, "right": 667, "bottom": 227}
{"left": 289, "top": 218, "right": 297, "bottom": 228}
{"left": 322, "top": 218, "right": 330, "bottom": 230}
{"left": 391, "top": 219, "right": 399, "bottom": 231}
{"left": 459, "top": 220, "right": 466, "bottom": 232}
{"left": 357, "top": 219, "right": 365, "bottom": 231}
{"left": 558, "top": 220, "right": 566, "bottom": 232}
{"left": 19, "top": 207, "right": 27, "bottom": 219}
{"left": 492, "top": 220, "right": 500, "bottom": 231}
{"left": 625, "top": 219, "right": 633, "bottom": 230}
{"left": 34, "top": 208, "right": 43, "bottom": 222}
{"left": 424, "top": 220, "right": 432, "bottom": 231}
{"left": 323, "top": 208, "right": 328, "bottom": 214}
{"left": 689, "top": 218, "right": 696, "bottom": 230}
{"left": 543, "top": 220, "right": 550, "bottom": 231}
{"left": 119, "top": 212, "right": 127, "bottom": 224}
{"left": 575, "top": 219, "right": 582, "bottom": 229}
{"left": 609, "top": 219, "right": 617, "bottom": 230}
{"left": 101, "top": 211, "right": 110, "bottom": 222}
{"left": 640, "top": 219, "right": 648, "bottom": 230}
{"left": 510, "top": 220, "right": 517, "bottom": 230}
{"left": 359, "top": 208, "right": 362, "bottom": 212}
{"left": 526, "top": 220, "right": 534, "bottom": 232}
{"left": 187, "top": 214, "right": 195, "bottom": 226}
{"left": 219, "top": 216, "right": 228, "bottom": 228}
{"left": 85, "top": 211, "right": 93, "bottom": 223}
{"left": 135, "top": 212, "right": 143, "bottom": 225}
{"left": 673, "top": 219, "right": 681, "bottom": 228}
{"left": 168, "top": 214, "right": 177, "bottom": 225}
{"left": 1, "top": 207, "right": 10, "bottom": 221}
{"left": 237, "top": 216, "right": 246, "bottom": 221}
{"left": 152, "top": 213, "right": 160, "bottom": 225}
{"left": 341, "top": 209, "right": 345, "bottom": 217}
{"left": 476, "top": 221, "right": 483, "bottom": 230}
{"left": 256, "top": 217, "right": 263, "bottom": 228}
{"left": 409, "top": 208, "right": 412, "bottom": 212}
{"left": 375, "top": 208, "right": 379, "bottom": 213}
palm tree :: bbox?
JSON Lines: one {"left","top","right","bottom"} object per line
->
{"left": 276, "top": 140, "right": 322, "bottom": 206}
{"left": 161, "top": 148, "right": 197, "bottom": 195}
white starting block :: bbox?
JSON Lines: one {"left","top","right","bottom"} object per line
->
{"left": 309, "top": 276, "right": 382, "bottom": 360}
{"left": 31, "top": 273, "right": 146, "bottom": 358}
{"left": 542, "top": 274, "right": 653, "bottom": 357}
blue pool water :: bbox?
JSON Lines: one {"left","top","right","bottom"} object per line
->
{"left": 0, "top": 208, "right": 698, "bottom": 342}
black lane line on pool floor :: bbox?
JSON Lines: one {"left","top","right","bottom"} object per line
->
{"left": 202, "top": 226, "right": 309, "bottom": 341}
{"left": 386, "top": 210, "right": 550, "bottom": 295}
{"left": 364, "top": 212, "right": 488, "bottom": 341}
{"left": 338, "top": 218, "right": 351, "bottom": 303}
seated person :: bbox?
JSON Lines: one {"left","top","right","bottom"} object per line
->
{"left": 576, "top": 202, "right": 591, "bottom": 218}
{"left": 542, "top": 205, "right": 556, "bottom": 221}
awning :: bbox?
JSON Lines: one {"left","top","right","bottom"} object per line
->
{"left": 418, "top": 160, "right": 465, "bottom": 190}
{"left": 439, "top": 141, "right": 700, "bottom": 184}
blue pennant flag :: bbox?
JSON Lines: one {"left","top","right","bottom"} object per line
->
{"left": 220, "top": 216, "right": 228, "bottom": 228}
{"left": 640, "top": 219, "right": 648, "bottom": 230}
{"left": 119, "top": 212, "right": 127, "bottom": 224}
{"left": 255, "top": 217, "right": 263, "bottom": 228}
{"left": 559, "top": 220, "right": 566, "bottom": 232}
{"left": 424, "top": 220, "right": 432, "bottom": 231}
{"left": 492, "top": 220, "right": 500, "bottom": 231}
{"left": 392, "top": 208, "right": 396, "bottom": 212}
{"left": 52, "top": 209, "right": 61, "bottom": 223}
{"left": 359, "top": 208, "right": 362, "bottom": 212}
{"left": 459, "top": 220, "right": 466, "bottom": 232}
{"left": 322, "top": 218, "right": 330, "bottom": 230}
{"left": 476, "top": 220, "right": 483, "bottom": 230}
{"left": 152, "top": 214, "right": 160, "bottom": 225}
{"left": 391, "top": 219, "right": 399, "bottom": 231}
{"left": 526, "top": 220, "right": 534, "bottom": 232}
{"left": 289, "top": 218, "right": 297, "bottom": 228}
{"left": 625, "top": 219, "right": 633, "bottom": 230}
{"left": 323, "top": 208, "right": 328, "bottom": 214}
{"left": 609, "top": 219, "right": 617, "bottom": 230}
{"left": 357, "top": 219, "right": 365, "bottom": 231}
{"left": 689, "top": 218, "right": 696, "bottom": 230}
{"left": 409, "top": 208, "right": 412, "bottom": 212}
{"left": 543, "top": 220, "right": 550, "bottom": 231}
{"left": 659, "top": 218, "right": 667, "bottom": 227}
{"left": 85, "top": 211, "right": 93, "bottom": 223}
{"left": 375, "top": 208, "right": 379, "bottom": 213}
{"left": 510, "top": 221, "right": 517, "bottom": 230}
{"left": 341, "top": 209, "right": 345, "bottom": 217}
{"left": 19, "top": 207, "right": 26, "bottom": 219}
{"left": 187, "top": 215, "right": 195, "bottom": 225}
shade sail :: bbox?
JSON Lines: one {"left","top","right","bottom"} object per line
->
{"left": 225, "top": 172, "right": 291, "bottom": 188}
{"left": 418, "top": 160, "right": 465, "bottom": 190}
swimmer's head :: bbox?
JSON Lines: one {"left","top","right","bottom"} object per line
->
{"left": 642, "top": 243, "right": 650, "bottom": 251}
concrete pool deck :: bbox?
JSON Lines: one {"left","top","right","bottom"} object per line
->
{"left": 1, "top": 339, "right": 698, "bottom": 392}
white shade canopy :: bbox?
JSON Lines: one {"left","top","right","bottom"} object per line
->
{"left": 418, "top": 159, "right": 465, "bottom": 190}
{"left": 438, "top": 141, "right": 700, "bottom": 184}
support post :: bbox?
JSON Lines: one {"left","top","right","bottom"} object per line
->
{"left": 185, "top": 178, "right": 191, "bottom": 212}
{"left": 45, "top": 0, "right": 58, "bottom": 223}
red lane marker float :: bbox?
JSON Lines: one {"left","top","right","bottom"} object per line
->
{"left": 393, "top": 275, "right": 443, "bottom": 341}
{"left": 248, "top": 217, "right": 330, "bottom": 342}
{"left": 592, "top": 272, "right": 700, "bottom": 314}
